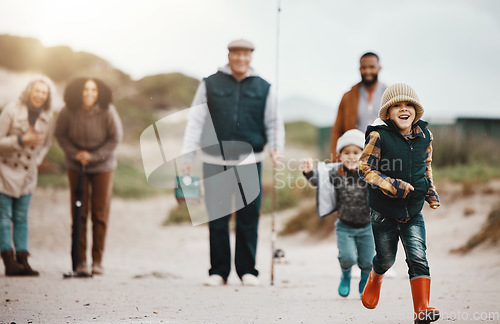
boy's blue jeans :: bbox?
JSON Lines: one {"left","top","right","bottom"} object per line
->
{"left": 0, "top": 193, "right": 32, "bottom": 252}
{"left": 335, "top": 220, "right": 375, "bottom": 272}
{"left": 370, "top": 209, "right": 430, "bottom": 279}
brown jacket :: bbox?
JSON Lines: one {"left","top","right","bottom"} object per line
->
{"left": 54, "top": 104, "right": 123, "bottom": 174}
{"left": 0, "top": 101, "right": 53, "bottom": 198}
{"left": 330, "top": 82, "right": 361, "bottom": 157}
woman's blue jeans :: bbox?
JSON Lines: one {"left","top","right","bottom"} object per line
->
{"left": 0, "top": 193, "right": 32, "bottom": 252}
{"left": 335, "top": 219, "right": 375, "bottom": 272}
{"left": 370, "top": 209, "right": 430, "bottom": 279}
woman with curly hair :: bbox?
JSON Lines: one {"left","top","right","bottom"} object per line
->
{"left": 0, "top": 76, "right": 55, "bottom": 276}
{"left": 55, "top": 77, "right": 123, "bottom": 276}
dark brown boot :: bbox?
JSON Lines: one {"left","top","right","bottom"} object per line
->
{"left": 1, "top": 250, "right": 25, "bottom": 276}
{"left": 16, "top": 251, "right": 39, "bottom": 276}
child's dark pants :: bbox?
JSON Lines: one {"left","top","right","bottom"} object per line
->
{"left": 370, "top": 210, "right": 430, "bottom": 279}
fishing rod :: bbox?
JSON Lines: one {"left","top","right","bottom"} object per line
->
{"left": 271, "top": 0, "right": 281, "bottom": 287}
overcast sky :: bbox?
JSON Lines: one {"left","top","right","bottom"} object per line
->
{"left": 1, "top": 0, "right": 499, "bottom": 125}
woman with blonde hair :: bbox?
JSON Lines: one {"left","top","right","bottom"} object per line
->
{"left": 0, "top": 76, "right": 55, "bottom": 276}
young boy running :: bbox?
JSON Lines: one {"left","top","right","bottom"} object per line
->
{"left": 359, "top": 83, "right": 440, "bottom": 323}
{"left": 302, "top": 129, "right": 375, "bottom": 298}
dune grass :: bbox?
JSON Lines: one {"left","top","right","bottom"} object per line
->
{"left": 431, "top": 126, "right": 500, "bottom": 183}
{"left": 38, "top": 119, "right": 500, "bottom": 232}
{"left": 279, "top": 203, "right": 337, "bottom": 238}
{"left": 451, "top": 203, "right": 500, "bottom": 253}
{"left": 284, "top": 121, "right": 318, "bottom": 149}
{"left": 38, "top": 143, "right": 165, "bottom": 199}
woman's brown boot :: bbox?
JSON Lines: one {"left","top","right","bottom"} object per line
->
{"left": 1, "top": 250, "right": 25, "bottom": 276}
{"left": 16, "top": 251, "right": 39, "bottom": 276}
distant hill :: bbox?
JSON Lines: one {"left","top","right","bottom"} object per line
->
{"left": 0, "top": 34, "right": 131, "bottom": 85}
{"left": 0, "top": 34, "right": 198, "bottom": 110}
{"left": 133, "top": 73, "right": 199, "bottom": 110}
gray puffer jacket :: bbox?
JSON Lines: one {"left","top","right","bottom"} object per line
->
{"left": 305, "top": 162, "right": 370, "bottom": 228}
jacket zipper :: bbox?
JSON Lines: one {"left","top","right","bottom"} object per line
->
{"left": 409, "top": 143, "right": 413, "bottom": 184}
{"left": 232, "top": 81, "right": 242, "bottom": 137}
{"left": 406, "top": 139, "right": 414, "bottom": 216}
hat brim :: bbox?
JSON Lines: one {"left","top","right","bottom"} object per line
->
{"left": 379, "top": 95, "right": 424, "bottom": 124}
{"left": 228, "top": 47, "right": 254, "bottom": 52}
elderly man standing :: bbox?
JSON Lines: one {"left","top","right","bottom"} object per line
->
{"left": 330, "top": 52, "right": 386, "bottom": 158}
{"left": 181, "top": 39, "right": 284, "bottom": 286}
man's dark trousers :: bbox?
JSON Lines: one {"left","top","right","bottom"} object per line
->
{"left": 203, "top": 162, "right": 262, "bottom": 281}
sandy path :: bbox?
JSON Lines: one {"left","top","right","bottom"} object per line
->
{"left": 1, "top": 186, "right": 500, "bottom": 323}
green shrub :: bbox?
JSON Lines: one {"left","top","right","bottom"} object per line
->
{"left": 44, "top": 142, "right": 66, "bottom": 171}
{"left": 260, "top": 173, "right": 315, "bottom": 214}
{"left": 164, "top": 204, "right": 191, "bottom": 225}
{"left": 114, "top": 98, "right": 158, "bottom": 143}
{"left": 38, "top": 157, "right": 165, "bottom": 199}
{"left": 280, "top": 203, "right": 337, "bottom": 238}
{"left": 285, "top": 121, "right": 317, "bottom": 148}
{"left": 432, "top": 127, "right": 500, "bottom": 168}
{"left": 434, "top": 163, "right": 500, "bottom": 183}
{"left": 37, "top": 173, "right": 68, "bottom": 189}
{"left": 112, "top": 159, "right": 165, "bottom": 199}
{"left": 134, "top": 73, "right": 199, "bottom": 109}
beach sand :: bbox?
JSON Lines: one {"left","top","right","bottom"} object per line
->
{"left": 1, "top": 185, "right": 499, "bottom": 324}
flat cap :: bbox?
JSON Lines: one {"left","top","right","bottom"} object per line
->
{"left": 228, "top": 39, "right": 255, "bottom": 51}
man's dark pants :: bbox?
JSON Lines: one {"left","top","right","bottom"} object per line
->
{"left": 203, "top": 162, "right": 262, "bottom": 281}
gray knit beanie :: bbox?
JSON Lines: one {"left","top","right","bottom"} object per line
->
{"left": 336, "top": 129, "right": 365, "bottom": 154}
{"left": 379, "top": 83, "right": 424, "bottom": 124}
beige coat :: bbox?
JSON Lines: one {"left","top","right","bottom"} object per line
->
{"left": 0, "top": 101, "right": 53, "bottom": 198}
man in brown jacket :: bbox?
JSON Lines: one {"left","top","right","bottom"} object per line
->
{"left": 330, "top": 52, "right": 387, "bottom": 158}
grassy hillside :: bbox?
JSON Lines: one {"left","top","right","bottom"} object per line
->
{"left": 133, "top": 73, "right": 199, "bottom": 110}
{"left": 0, "top": 34, "right": 199, "bottom": 110}
{"left": 0, "top": 34, "right": 200, "bottom": 199}
{"left": 284, "top": 121, "right": 317, "bottom": 148}
{"left": 0, "top": 34, "right": 130, "bottom": 85}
